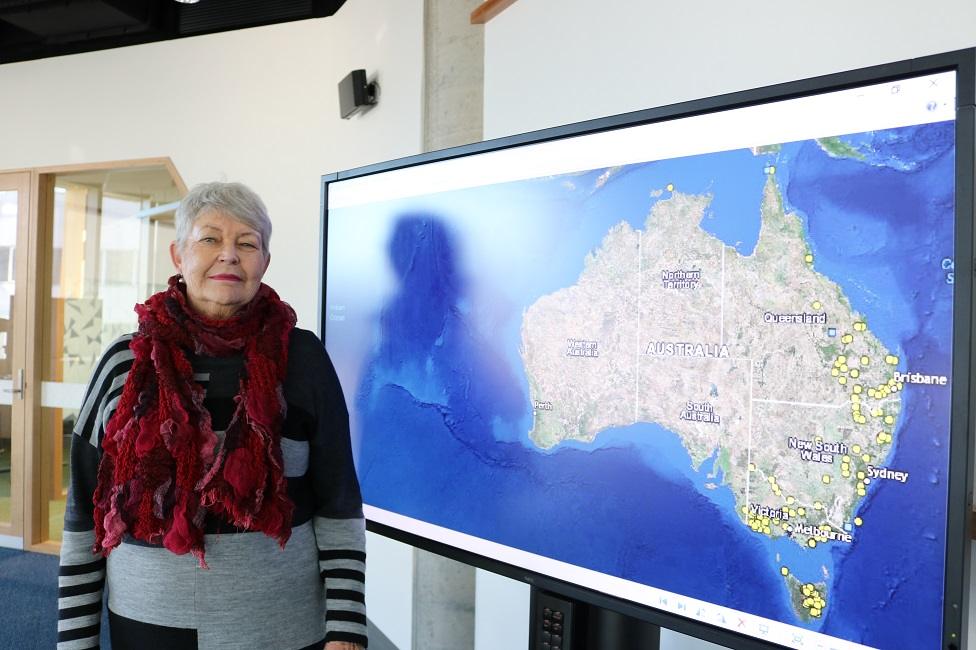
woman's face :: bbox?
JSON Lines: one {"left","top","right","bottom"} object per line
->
{"left": 169, "top": 210, "right": 271, "bottom": 320}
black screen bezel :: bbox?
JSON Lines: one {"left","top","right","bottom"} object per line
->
{"left": 320, "top": 48, "right": 976, "bottom": 650}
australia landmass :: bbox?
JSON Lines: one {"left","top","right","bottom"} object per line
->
{"left": 519, "top": 169, "right": 905, "bottom": 621}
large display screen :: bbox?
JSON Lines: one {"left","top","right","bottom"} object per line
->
{"left": 323, "top": 53, "right": 973, "bottom": 650}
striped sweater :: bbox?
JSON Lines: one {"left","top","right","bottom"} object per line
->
{"left": 57, "top": 328, "right": 367, "bottom": 649}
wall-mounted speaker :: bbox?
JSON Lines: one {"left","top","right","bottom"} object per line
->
{"left": 338, "top": 69, "right": 377, "bottom": 119}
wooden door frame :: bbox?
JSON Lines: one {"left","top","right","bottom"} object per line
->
{"left": 0, "top": 171, "right": 31, "bottom": 548}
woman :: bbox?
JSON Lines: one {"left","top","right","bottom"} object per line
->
{"left": 57, "top": 182, "right": 367, "bottom": 650}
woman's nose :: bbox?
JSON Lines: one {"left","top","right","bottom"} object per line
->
{"left": 218, "top": 244, "right": 240, "bottom": 263}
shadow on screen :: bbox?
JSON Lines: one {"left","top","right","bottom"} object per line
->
{"left": 355, "top": 215, "right": 526, "bottom": 496}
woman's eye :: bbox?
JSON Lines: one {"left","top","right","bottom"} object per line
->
{"left": 240, "top": 242, "right": 258, "bottom": 249}
{"left": 201, "top": 237, "right": 217, "bottom": 243}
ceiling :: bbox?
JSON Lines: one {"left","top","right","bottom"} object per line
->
{"left": 0, "top": 0, "right": 348, "bottom": 64}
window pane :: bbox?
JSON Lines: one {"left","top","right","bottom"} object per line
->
{"left": 0, "top": 188, "right": 17, "bottom": 530}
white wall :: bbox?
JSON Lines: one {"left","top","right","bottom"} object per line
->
{"left": 481, "top": 2, "right": 976, "bottom": 649}
{"left": 484, "top": 0, "right": 976, "bottom": 140}
{"left": 0, "top": 0, "right": 424, "bottom": 329}
{"left": 0, "top": 2, "right": 424, "bottom": 646}
{"left": 368, "top": 533, "right": 415, "bottom": 650}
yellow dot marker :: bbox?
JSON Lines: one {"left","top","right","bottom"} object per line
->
{"left": 812, "top": 301, "right": 822, "bottom": 310}
{"left": 854, "top": 516, "right": 863, "bottom": 526}
{"left": 853, "top": 384, "right": 863, "bottom": 394}
{"left": 814, "top": 501, "right": 823, "bottom": 510}
{"left": 868, "top": 388, "right": 877, "bottom": 398}
{"left": 839, "top": 376, "right": 848, "bottom": 385}
{"left": 781, "top": 566, "right": 789, "bottom": 576}
{"left": 805, "top": 254, "right": 814, "bottom": 264}
{"left": 840, "top": 363, "right": 849, "bottom": 373}
{"left": 852, "top": 444, "right": 861, "bottom": 453}
{"left": 768, "top": 476, "right": 776, "bottom": 484}
{"left": 856, "top": 415, "right": 866, "bottom": 424}
{"left": 854, "top": 321, "right": 866, "bottom": 331}
{"left": 885, "top": 354, "right": 899, "bottom": 365}
{"left": 822, "top": 474, "right": 831, "bottom": 484}
{"left": 860, "top": 355, "right": 870, "bottom": 366}
{"left": 666, "top": 183, "right": 674, "bottom": 192}
{"left": 831, "top": 368, "right": 840, "bottom": 377}
{"left": 808, "top": 538, "right": 817, "bottom": 548}
{"left": 842, "top": 334, "right": 854, "bottom": 344}
{"left": 850, "top": 368, "right": 860, "bottom": 378}
{"left": 862, "top": 453, "right": 871, "bottom": 462}
{"left": 787, "top": 495, "right": 795, "bottom": 505}
{"left": 798, "top": 507, "right": 806, "bottom": 516}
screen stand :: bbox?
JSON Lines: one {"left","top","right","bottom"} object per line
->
{"left": 529, "top": 587, "right": 661, "bottom": 650}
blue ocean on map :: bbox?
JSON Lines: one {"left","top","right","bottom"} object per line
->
{"left": 330, "top": 121, "right": 955, "bottom": 650}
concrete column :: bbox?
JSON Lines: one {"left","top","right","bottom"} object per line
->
{"left": 412, "top": 548, "right": 477, "bottom": 650}
{"left": 422, "top": 0, "right": 484, "bottom": 152}
{"left": 410, "top": 2, "right": 484, "bottom": 650}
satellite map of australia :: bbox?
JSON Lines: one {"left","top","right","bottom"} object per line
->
{"left": 337, "top": 120, "right": 955, "bottom": 650}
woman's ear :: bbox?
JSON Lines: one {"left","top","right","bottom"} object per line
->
{"left": 170, "top": 241, "right": 182, "bottom": 272}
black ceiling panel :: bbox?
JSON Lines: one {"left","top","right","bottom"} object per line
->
{"left": 0, "top": 0, "right": 348, "bottom": 64}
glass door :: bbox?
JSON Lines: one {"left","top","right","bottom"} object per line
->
{"left": 0, "top": 160, "right": 183, "bottom": 552}
{"left": 0, "top": 172, "right": 30, "bottom": 548}
{"left": 35, "top": 164, "right": 181, "bottom": 546}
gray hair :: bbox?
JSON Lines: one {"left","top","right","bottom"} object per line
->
{"left": 175, "top": 182, "right": 272, "bottom": 253}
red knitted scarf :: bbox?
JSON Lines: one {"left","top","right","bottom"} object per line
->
{"left": 92, "top": 275, "right": 297, "bottom": 567}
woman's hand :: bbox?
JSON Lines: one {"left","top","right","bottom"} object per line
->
{"left": 324, "top": 642, "right": 363, "bottom": 650}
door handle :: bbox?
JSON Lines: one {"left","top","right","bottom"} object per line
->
{"left": 4, "top": 368, "right": 23, "bottom": 398}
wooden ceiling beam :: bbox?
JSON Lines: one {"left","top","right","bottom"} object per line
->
{"left": 470, "top": 0, "right": 519, "bottom": 24}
